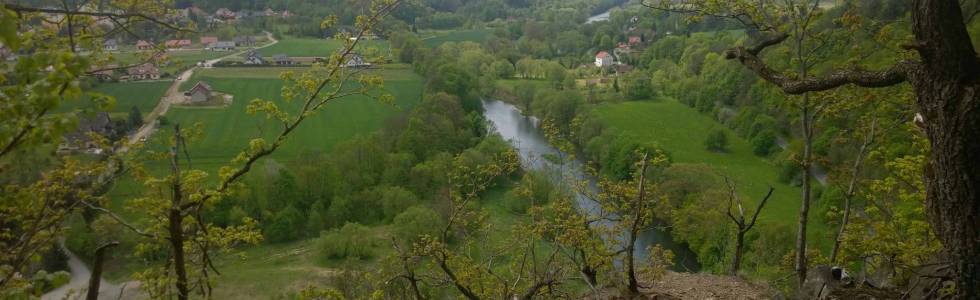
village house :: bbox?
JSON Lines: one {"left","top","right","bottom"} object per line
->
{"left": 208, "top": 41, "right": 236, "bottom": 51}
{"left": 165, "top": 39, "right": 192, "bottom": 49}
{"left": 91, "top": 65, "right": 116, "bottom": 82}
{"left": 343, "top": 53, "right": 370, "bottom": 68}
{"left": 61, "top": 112, "right": 116, "bottom": 152}
{"left": 243, "top": 50, "right": 265, "bottom": 64}
{"left": 200, "top": 36, "right": 218, "bottom": 46}
{"left": 215, "top": 8, "right": 236, "bottom": 20}
{"left": 183, "top": 81, "right": 214, "bottom": 103}
{"left": 628, "top": 36, "right": 642, "bottom": 46}
{"left": 272, "top": 54, "right": 293, "bottom": 65}
{"left": 595, "top": 51, "right": 613, "bottom": 67}
{"left": 234, "top": 36, "right": 256, "bottom": 47}
{"left": 126, "top": 63, "right": 160, "bottom": 81}
{"left": 135, "top": 40, "right": 153, "bottom": 50}
{"left": 281, "top": 10, "right": 291, "bottom": 18}
{"left": 263, "top": 8, "right": 277, "bottom": 17}
{"left": 103, "top": 39, "right": 118, "bottom": 51}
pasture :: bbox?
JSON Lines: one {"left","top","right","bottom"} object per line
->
{"left": 56, "top": 81, "right": 170, "bottom": 114}
{"left": 421, "top": 29, "right": 493, "bottom": 47}
{"left": 594, "top": 99, "right": 829, "bottom": 248}
{"left": 257, "top": 37, "right": 389, "bottom": 57}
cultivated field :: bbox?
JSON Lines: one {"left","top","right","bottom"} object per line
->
{"left": 257, "top": 37, "right": 389, "bottom": 57}
{"left": 421, "top": 29, "right": 493, "bottom": 47}
{"left": 57, "top": 81, "right": 171, "bottom": 114}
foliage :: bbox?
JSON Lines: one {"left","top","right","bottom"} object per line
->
{"left": 318, "top": 223, "right": 377, "bottom": 261}
{"left": 704, "top": 129, "right": 729, "bottom": 152}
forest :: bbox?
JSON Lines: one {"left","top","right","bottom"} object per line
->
{"left": 1, "top": 0, "right": 979, "bottom": 299}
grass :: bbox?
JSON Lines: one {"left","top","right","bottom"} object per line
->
{"left": 593, "top": 98, "right": 830, "bottom": 250}
{"left": 258, "top": 37, "right": 389, "bottom": 57}
{"left": 113, "top": 50, "right": 227, "bottom": 74}
{"left": 104, "top": 65, "right": 422, "bottom": 206}
{"left": 421, "top": 29, "right": 493, "bottom": 48}
{"left": 56, "top": 81, "right": 171, "bottom": 114}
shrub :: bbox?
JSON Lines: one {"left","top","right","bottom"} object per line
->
{"left": 317, "top": 223, "right": 375, "bottom": 261}
{"left": 392, "top": 206, "right": 444, "bottom": 241}
{"left": 704, "top": 129, "right": 729, "bottom": 152}
{"left": 751, "top": 129, "right": 778, "bottom": 156}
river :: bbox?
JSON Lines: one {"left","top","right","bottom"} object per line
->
{"left": 482, "top": 100, "right": 700, "bottom": 271}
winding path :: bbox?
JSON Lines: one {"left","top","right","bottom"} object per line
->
{"left": 128, "top": 31, "right": 278, "bottom": 144}
{"left": 42, "top": 32, "right": 279, "bottom": 300}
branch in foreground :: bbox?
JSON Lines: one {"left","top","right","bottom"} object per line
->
{"left": 724, "top": 40, "right": 911, "bottom": 94}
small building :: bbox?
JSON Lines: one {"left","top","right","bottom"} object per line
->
{"left": 183, "top": 81, "right": 214, "bottom": 103}
{"left": 343, "top": 53, "right": 370, "bottom": 68}
{"left": 135, "top": 40, "right": 153, "bottom": 50}
{"left": 62, "top": 112, "right": 116, "bottom": 151}
{"left": 281, "top": 10, "right": 291, "bottom": 18}
{"left": 92, "top": 66, "right": 116, "bottom": 82}
{"left": 234, "top": 36, "right": 256, "bottom": 47}
{"left": 103, "top": 39, "right": 118, "bottom": 51}
{"left": 595, "top": 51, "right": 613, "bottom": 67}
{"left": 165, "top": 39, "right": 192, "bottom": 48}
{"left": 200, "top": 36, "right": 218, "bottom": 46}
{"left": 243, "top": 50, "right": 265, "bottom": 64}
{"left": 208, "top": 41, "right": 236, "bottom": 51}
{"left": 628, "top": 36, "right": 642, "bottom": 46}
{"left": 215, "top": 8, "right": 236, "bottom": 20}
{"left": 126, "top": 63, "right": 160, "bottom": 81}
{"left": 272, "top": 53, "right": 292, "bottom": 65}
{"left": 263, "top": 8, "right": 277, "bottom": 17}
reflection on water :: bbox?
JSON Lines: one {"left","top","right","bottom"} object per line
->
{"left": 482, "top": 100, "right": 700, "bottom": 271}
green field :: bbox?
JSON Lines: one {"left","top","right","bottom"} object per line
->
{"left": 57, "top": 81, "right": 170, "bottom": 114}
{"left": 594, "top": 99, "right": 829, "bottom": 248}
{"left": 135, "top": 66, "right": 421, "bottom": 171}
{"left": 258, "top": 37, "right": 389, "bottom": 57}
{"left": 113, "top": 50, "right": 227, "bottom": 73}
{"left": 421, "top": 29, "right": 493, "bottom": 47}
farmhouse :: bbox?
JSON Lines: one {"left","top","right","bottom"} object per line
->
{"left": 272, "top": 54, "right": 293, "bottom": 65}
{"left": 126, "top": 63, "right": 160, "bottom": 81}
{"left": 234, "top": 36, "right": 256, "bottom": 47}
{"left": 165, "top": 39, "right": 192, "bottom": 48}
{"left": 136, "top": 40, "right": 152, "bottom": 50}
{"left": 183, "top": 81, "right": 214, "bottom": 103}
{"left": 209, "top": 41, "right": 236, "bottom": 51}
{"left": 628, "top": 36, "right": 642, "bottom": 46}
{"left": 200, "top": 36, "right": 218, "bottom": 45}
{"left": 61, "top": 112, "right": 116, "bottom": 152}
{"left": 595, "top": 51, "right": 613, "bottom": 67}
{"left": 215, "top": 8, "right": 236, "bottom": 20}
{"left": 343, "top": 53, "right": 370, "bottom": 68}
{"left": 103, "top": 39, "right": 118, "bottom": 51}
{"left": 244, "top": 50, "right": 265, "bottom": 64}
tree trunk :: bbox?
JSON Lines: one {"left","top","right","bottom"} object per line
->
{"left": 86, "top": 242, "right": 119, "bottom": 300}
{"left": 731, "top": 230, "right": 745, "bottom": 276}
{"left": 795, "top": 93, "right": 814, "bottom": 289}
{"left": 626, "top": 154, "right": 649, "bottom": 295}
{"left": 169, "top": 125, "right": 190, "bottom": 300}
{"left": 909, "top": 1, "right": 980, "bottom": 298}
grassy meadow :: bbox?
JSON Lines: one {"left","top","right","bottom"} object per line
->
{"left": 258, "top": 37, "right": 389, "bottom": 57}
{"left": 594, "top": 99, "right": 830, "bottom": 249}
{"left": 57, "top": 81, "right": 171, "bottom": 114}
{"left": 421, "top": 29, "right": 493, "bottom": 47}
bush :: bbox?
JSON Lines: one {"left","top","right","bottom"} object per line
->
{"left": 751, "top": 129, "right": 778, "bottom": 156}
{"left": 704, "top": 129, "right": 729, "bottom": 152}
{"left": 317, "top": 223, "right": 375, "bottom": 261}
{"left": 392, "top": 206, "right": 444, "bottom": 241}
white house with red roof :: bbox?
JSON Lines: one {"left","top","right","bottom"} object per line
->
{"left": 595, "top": 51, "right": 613, "bottom": 67}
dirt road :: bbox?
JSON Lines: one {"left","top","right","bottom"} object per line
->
{"left": 128, "top": 31, "right": 278, "bottom": 144}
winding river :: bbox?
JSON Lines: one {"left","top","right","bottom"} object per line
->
{"left": 482, "top": 100, "right": 700, "bottom": 271}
